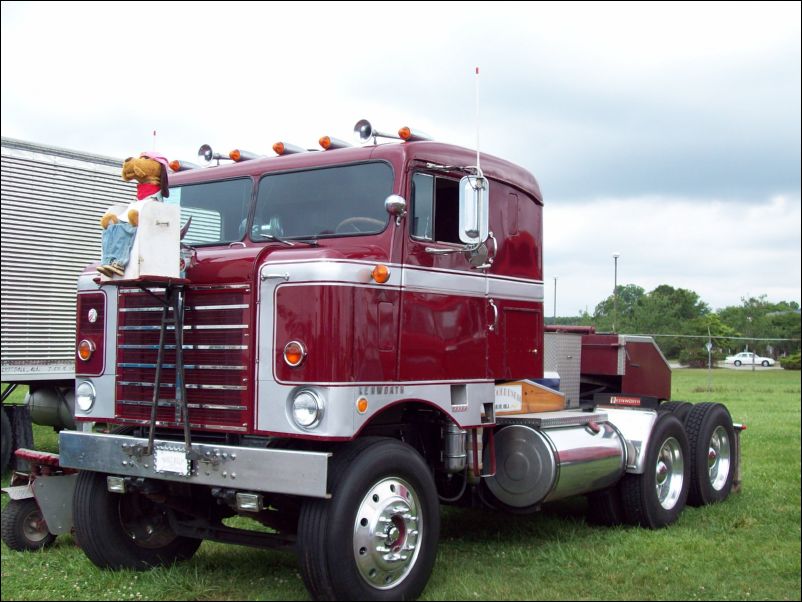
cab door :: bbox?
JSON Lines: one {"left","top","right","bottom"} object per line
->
{"left": 398, "top": 171, "right": 489, "bottom": 382}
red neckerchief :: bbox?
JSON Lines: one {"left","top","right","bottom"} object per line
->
{"left": 136, "top": 183, "right": 161, "bottom": 200}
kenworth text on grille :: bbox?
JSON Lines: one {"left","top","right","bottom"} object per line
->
{"left": 58, "top": 121, "right": 743, "bottom": 601}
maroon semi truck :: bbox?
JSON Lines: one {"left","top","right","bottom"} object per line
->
{"left": 55, "top": 122, "right": 741, "bottom": 600}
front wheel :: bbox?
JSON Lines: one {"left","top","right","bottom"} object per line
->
{"left": 72, "top": 470, "right": 201, "bottom": 570}
{"left": 734, "top": 360, "right": 742, "bottom": 367}
{"left": 298, "top": 438, "right": 440, "bottom": 601}
{"left": 761, "top": 360, "right": 770, "bottom": 367}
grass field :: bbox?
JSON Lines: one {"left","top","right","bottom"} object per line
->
{"left": 1, "top": 369, "right": 800, "bottom": 601}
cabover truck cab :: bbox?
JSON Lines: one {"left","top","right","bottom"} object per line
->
{"left": 60, "top": 127, "right": 740, "bottom": 600}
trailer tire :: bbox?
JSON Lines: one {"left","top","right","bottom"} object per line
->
{"left": 73, "top": 470, "right": 201, "bottom": 570}
{"left": 658, "top": 401, "right": 693, "bottom": 424}
{"left": 685, "top": 403, "right": 735, "bottom": 506}
{"left": 1, "top": 408, "right": 11, "bottom": 475}
{"left": 1, "top": 498, "right": 57, "bottom": 551}
{"left": 620, "top": 413, "right": 689, "bottom": 528}
{"left": 298, "top": 438, "right": 440, "bottom": 601}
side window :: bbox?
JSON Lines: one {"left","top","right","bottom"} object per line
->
{"left": 411, "top": 173, "right": 461, "bottom": 244}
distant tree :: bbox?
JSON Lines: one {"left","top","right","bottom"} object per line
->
{"left": 717, "top": 296, "right": 801, "bottom": 357}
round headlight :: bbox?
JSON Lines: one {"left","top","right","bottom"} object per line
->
{"left": 291, "top": 390, "right": 323, "bottom": 429}
{"left": 76, "top": 380, "right": 96, "bottom": 412}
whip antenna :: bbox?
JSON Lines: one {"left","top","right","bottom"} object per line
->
{"left": 475, "top": 67, "right": 481, "bottom": 174}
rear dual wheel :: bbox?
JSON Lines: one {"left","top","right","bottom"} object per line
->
{"left": 685, "top": 403, "right": 735, "bottom": 506}
{"left": 620, "top": 413, "right": 690, "bottom": 528}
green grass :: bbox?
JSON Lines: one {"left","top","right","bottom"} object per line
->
{"left": 2, "top": 370, "right": 800, "bottom": 600}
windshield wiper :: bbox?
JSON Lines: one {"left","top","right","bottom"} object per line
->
{"left": 256, "top": 233, "right": 318, "bottom": 246}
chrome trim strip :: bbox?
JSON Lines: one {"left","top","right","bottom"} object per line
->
{"left": 120, "top": 304, "right": 249, "bottom": 312}
{"left": 119, "top": 381, "right": 246, "bottom": 391}
{"left": 118, "top": 363, "right": 246, "bottom": 371}
{"left": 119, "top": 400, "right": 247, "bottom": 411}
{"left": 119, "top": 324, "right": 247, "bottom": 331}
{"left": 119, "top": 344, "right": 248, "bottom": 350}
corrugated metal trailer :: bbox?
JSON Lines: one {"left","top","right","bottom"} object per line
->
{"left": 1, "top": 137, "right": 129, "bottom": 383}
{"left": 2, "top": 138, "right": 130, "bottom": 470}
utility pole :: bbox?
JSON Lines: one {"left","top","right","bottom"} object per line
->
{"left": 553, "top": 276, "right": 558, "bottom": 322}
{"left": 612, "top": 252, "right": 620, "bottom": 332}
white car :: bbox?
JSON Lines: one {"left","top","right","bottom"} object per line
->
{"left": 724, "top": 351, "right": 775, "bottom": 367}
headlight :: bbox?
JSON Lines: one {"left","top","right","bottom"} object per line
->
{"left": 291, "top": 390, "right": 323, "bottom": 429}
{"left": 76, "top": 380, "right": 96, "bottom": 412}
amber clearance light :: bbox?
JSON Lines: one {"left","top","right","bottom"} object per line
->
{"left": 77, "top": 339, "right": 96, "bottom": 362}
{"left": 371, "top": 264, "right": 391, "bottom": 284}
{"left": 283, "top": 341, "right": 307, "bottom": 367}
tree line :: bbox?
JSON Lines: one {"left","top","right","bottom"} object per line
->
{"left": 549, "top": 285, "right": 801, "bottom": 362}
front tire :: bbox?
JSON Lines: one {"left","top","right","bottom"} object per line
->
{"left": 73, "top": 470, "right": 201, "bottom": 570}
{"left": 298, "top": 438, "right": 440, "bottom": 601}
{"left": 685, "top": 403, "right": 735, "bottom": 506}
{"left": 620, "top": 413, "right": 690, "bottom": 528}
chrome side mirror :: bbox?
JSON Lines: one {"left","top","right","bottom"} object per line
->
{"left": 459, "top": 175, "right": 489, "bottom": 244}
{"left": 385, "top": 194, "right": 407, "bottom": 225}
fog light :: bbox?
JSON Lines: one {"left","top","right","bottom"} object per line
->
{"left": 107, "top": 476, "right": 126, "bottom": 493}
{"left": 236, "top": 492, "right": 264, "bottom": 512}
{"left": 292, "top": 390, "right": 323, "bottom": 429}
{"left": 76, "top": 380, "right": 96, "bottom": 412}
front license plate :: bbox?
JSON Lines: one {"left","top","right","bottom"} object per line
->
{"left": 154, "top": 446, "right": 190, "bottom": 476}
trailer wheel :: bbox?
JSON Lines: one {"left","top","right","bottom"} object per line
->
{"left": 1, "top": 408, "right": 11, "bottom": 475}
{"left": 685, "top": 403, "right": 735, "bottom": 506}
{"left": 297, "top": 438, "right": 440, "bottom": 601}
{"left": 72, "top": 470, "right": 201, "bottom": 570}
{"left": 658, "top": 401, "right": 693, "bottom": 424}
{"left": 1, "top": 498, "right": 57, "bottom": 551}
{"left": 620, "top": 413, "right": 689, "bottom": 528}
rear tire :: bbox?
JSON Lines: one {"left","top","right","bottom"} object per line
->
{"left": 73, "top": 470, "right": 201, "bottom": 570}
{"left": 685, "top": 403, "right": 735, "bottom": 506}
{"left": 298, "top": 438, "right": 440, "bottom": 601}
{"left": 761, "top": 360, "right": 770, "bottom": 367}
{"left": 658, "top": 401, "right": 693, "bottom": 424}
{"left": 620, "top": 413, "right": 689, "bottom": 528}
{"left": 1, "top": 498, "right": 57, "bottom": 551}
{"left": 734, "top": 360, "right": 742, "bottom": 367}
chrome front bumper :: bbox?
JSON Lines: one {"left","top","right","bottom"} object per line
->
{"left": 59, "top": 431, "right": 331, "bottom": 498}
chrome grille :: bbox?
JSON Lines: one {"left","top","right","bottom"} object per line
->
{"left": 115, "top": 285, "right": 251, "bottom": 431}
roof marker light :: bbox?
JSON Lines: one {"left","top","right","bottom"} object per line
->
{"left": 169, "top": 159, "right": 201, "bottom": 172}
{"left": 273, "top": 141, "right": 308, "bottom": 156}
{"left": 398, "top": 126, "right": 433, "bottom": 142}
{"left": 229, "top": 149, "right": 261, "bottom": 162}
{"left": 319, "top": 136, "right": 353, "bottom": 150}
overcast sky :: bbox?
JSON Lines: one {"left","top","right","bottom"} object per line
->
{"left": 2, "top": 1, "right": 800, "bottom": 315}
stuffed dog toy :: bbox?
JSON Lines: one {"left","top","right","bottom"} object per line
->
{"left": 97, "top": 152, "right": 170, "bottom": 277}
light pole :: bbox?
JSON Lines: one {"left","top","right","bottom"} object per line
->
{"left": 553, "top": 276, "right": 558, "bottom": 322}
{"left": 612, "top": 252, "right": 620, "bottom": 332}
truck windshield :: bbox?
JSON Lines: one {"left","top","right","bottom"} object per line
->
{"left": 252, "top": 162, "right": 393, "bottom": 240}
{"left": 167, "top": 178, "right": 252, "bottom": 246}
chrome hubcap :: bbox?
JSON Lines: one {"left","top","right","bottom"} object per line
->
{"left": 708, "top": 426, "right": 731, "bottom": 491}
{"left": 655, "top": 437, "right": 684, "bottom": 510}
{"left": 353, "top": 477, "right": 422, "bottom": 590}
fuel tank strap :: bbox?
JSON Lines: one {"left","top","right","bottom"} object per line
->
{"left": 496, "top": 409, "right": 608, "bottom": 429}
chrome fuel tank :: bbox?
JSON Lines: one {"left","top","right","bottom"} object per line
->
{"left": 484, "top": 411, "right": 626, "bottom": 509}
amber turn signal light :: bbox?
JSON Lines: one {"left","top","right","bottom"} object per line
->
{"left": 77, "top": 339, "right": 96, "bottom": 362}
{"left": 283, "top": 340, "right": 307, "bottom": 367}
{"left": 371, "top": 264, "right": 391, "bottom": 284}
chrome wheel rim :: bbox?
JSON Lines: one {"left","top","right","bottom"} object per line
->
{"left": 708, "top": 426, "right": 731, "bottom": 491}
{"left": 655, "top": 436, "right": 684, "bottom": 510}
{"left": 353, "top": 477, "right": 422, "bottom": 590}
